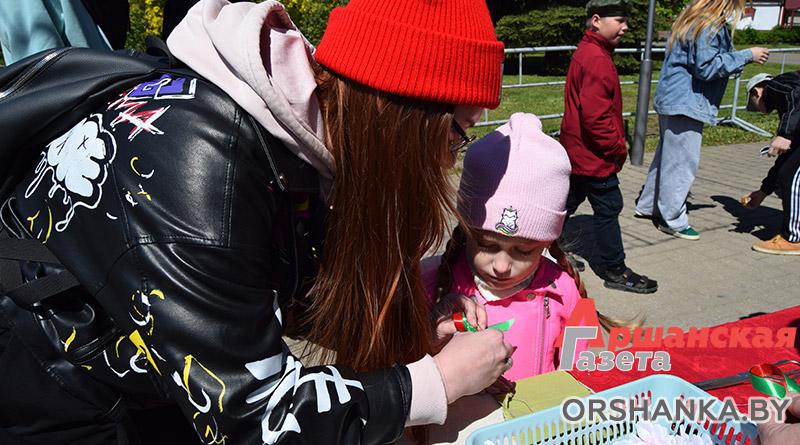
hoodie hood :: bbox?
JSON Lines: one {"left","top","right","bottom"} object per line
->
{"left": 167, "top": 0, "right": 333, "bottom": 195}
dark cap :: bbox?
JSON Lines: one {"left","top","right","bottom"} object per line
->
{"left": 586, "top": 0, "right": 632, "bottom": 17}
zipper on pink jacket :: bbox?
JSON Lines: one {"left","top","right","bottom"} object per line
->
{"left": 539, "top": 294, "right": 551, "bottom": 375}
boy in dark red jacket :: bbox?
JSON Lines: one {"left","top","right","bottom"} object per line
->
{"left": 560, "top": 0, "right": 658, "bottom": 293}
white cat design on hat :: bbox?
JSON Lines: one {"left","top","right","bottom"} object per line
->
{"left": 495, "top": 207, "right": 520, "bottom": 235}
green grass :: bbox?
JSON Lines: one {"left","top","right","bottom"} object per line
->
{"left": 464, "top": 59, "right": 800, "bottom": 155}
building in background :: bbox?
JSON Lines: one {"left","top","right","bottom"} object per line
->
{"left": 737, "top": 1, "right": 800, "bottom": 30}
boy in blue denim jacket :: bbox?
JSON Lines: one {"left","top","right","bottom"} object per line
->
{"left": 741, "top": 72, "right": 800, "bottom": 255}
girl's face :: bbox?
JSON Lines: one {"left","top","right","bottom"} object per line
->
{"left": 467, "top": 229, "right": 551, "bottom": 290}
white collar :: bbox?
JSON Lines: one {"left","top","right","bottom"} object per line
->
{"left": 469, "top": 261, "right": 536, "bottom": 302}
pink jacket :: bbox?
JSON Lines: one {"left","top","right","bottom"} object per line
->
{"left": 424, "top": 253, "right": 586, "bottom": 382}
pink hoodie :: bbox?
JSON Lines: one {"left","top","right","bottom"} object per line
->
{"left": 166, "top": 0, "right": 447, "bottom": 426}
{"left": 424, "top": 253, "right": 587, "bottom": 382}
{"left": 167, "top": 0, "right": 333, "bottom": 196}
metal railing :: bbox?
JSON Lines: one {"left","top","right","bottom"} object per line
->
{"left": 476, "top": 45, "right": 800, "bottom": 139}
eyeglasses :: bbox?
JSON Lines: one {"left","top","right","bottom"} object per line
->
{"left": 450, "top": 119, "right": 476, "bottom": 154}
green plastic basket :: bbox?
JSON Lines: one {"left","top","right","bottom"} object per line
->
{"left": 467, "top": 374, "right": 759, "bottom": 445}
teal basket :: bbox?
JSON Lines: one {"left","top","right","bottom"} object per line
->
{"left": 467, "top": 374, "right": 759, "bottom": 445}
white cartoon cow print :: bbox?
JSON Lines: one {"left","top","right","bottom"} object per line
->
{"left": 25, "top": 113, "right": 117, "bottom": 233}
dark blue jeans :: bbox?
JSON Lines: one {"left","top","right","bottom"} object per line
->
{"left": 563, "top": 173, "right": 626, "bottom": 268}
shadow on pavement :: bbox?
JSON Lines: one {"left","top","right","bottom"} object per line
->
{"left": 711, "top": 194, "right": 781, "bottom": 240}
{"left": 686, "top": 200, "right": 716, "bottom": 213}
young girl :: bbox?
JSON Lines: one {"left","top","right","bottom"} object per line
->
{"left": 635, "top": 0, "right": 769, "bottom": 240}
{"left": 425, "top": 113, "right": 622, "bottom": 382}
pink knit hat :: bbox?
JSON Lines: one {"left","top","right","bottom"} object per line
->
{"left": 457, "top": 113, "right": 572, "bottom": 241}
{"left": 314, "top": 0, "right": 505, "bottom": 109}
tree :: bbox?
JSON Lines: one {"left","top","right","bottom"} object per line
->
{"left": 487, "top": 0, "right": 536, "bottom": 24}
{"left": 495, "top": 0, "right": 671, "bottom": 75}
{"left": 282, "top": 0, "right": 348, "bottom": 46}
{"left": 123, "top": 0, "right": 344, "bottom": 52}
{"left": 656, "top": 0, "right": 691, "bottom": 23}
{"left": 126, "top": 0, "right": 166, "bottom": 52}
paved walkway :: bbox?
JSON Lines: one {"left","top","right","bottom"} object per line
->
{"left": 561, "top": 140, "right": 798, "bottom": 331}
{"left": 767, "top": 49, "right": 800, "bottom": 66}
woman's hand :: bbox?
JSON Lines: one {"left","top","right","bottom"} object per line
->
{"left": 430, "top": 292, "right": 487, "bottom": 351}
{"left": 757, "top": 392, "right": 800, "bottom": 444}
{"left": 750, "top": 47, "right": 770, "bottom": 65}
{"left": 741, "top": 190, "right": 766, "bottom": 209}
{"left": 433, "top": 328, "right": 514, "bottom": 404}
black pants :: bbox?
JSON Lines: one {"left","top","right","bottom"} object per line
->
{"left": 0, "top": 320, "right": 127, "bottom": 444}
{"left": 80, "top": 0, "right": 130, "bottom": 49}
{"left": 777, "top": 146, "right": 800, "bottom": 243}
{"left": 0, "top": 316, "right": 198, "bottom": 444}
{"left": 162, "top": 0, "right": 252, "bottom": 39}
{"left": 563, "top": 174, "right": 626, "bottom": 268}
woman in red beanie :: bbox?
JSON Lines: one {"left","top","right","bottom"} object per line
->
{"left": 0, "top": 0, "right": 509, "bottom": 443}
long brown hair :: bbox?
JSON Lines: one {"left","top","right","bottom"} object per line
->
{"left": 667, "top": 0, "right": 746, "bottom": 52}
{"left": 433, "top": 225, "right": 634, "bottom": 334}
{"left": 304, "top": 65, "right": 457, "bottom": 372}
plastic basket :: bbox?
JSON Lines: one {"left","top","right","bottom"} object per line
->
{"left": 467, "top": 374, "right": 759, "bottom": 445}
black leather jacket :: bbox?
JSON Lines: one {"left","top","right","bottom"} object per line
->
{"left": 0, "top": 71, "right": 411, "bottom": 443}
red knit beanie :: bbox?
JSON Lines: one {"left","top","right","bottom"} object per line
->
{"left": 314, "top": 0, "right": 505, "bottom": 109}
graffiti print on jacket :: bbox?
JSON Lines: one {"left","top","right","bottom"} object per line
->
{"left": 24, "top": 113, "right": 116, "bottom": 235}
{"left": 129, "top": 74, "right": 197, "bottom": 100}
{"left": 106, "top": 74, "right": 195, "bottom": 141}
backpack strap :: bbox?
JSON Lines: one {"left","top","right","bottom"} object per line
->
{"left": 0, "top": 199, "right": 79, "bottom": 306}
{"left": 0, "top": 230, "right": 80, "bottom": 306}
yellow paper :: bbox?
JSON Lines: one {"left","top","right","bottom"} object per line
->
{"left": 501, "top": 371, "right": 593, "bottom": 420}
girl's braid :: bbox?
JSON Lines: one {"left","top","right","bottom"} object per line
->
{"left": 548, "top": 239, "right": 587, "bottom": 298}
{"left": 548, "top": 240, "right": 642, "bottom": 335}
{"left": 433, "top": 225, "right": 468, "bottom": 304}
